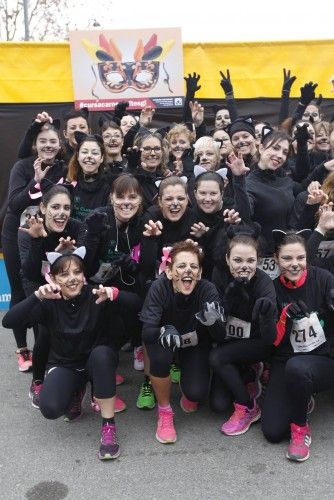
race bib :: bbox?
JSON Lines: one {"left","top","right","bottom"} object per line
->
{"left": 226, "top": 316, "right": 251, "bottom": 339}
{"left": 316, "top": 240, "right": 334, "bottom": 259}
{"left": 290, "top": 312, "right": 326, "bottom": 353}
{"left": 257, "top": 257, "right": 280, "bottom": 280}
{"left": 181, "top": 330, "right": 198, "bottom": 348}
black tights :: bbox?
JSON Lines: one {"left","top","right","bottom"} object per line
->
{"left": 209, "top": 339, "right": 272, "bottom": 407}
{"left": 2, "top": 217, "right": 28, "bottom": 349}
{"left": 146, "top": 342, "right": 211, "bottom": 402}
{"left": 39, "top": 345, "right": 118, "bottom": 420}
{"left": 261, "top": 355, "right": 334, "bottom": 443}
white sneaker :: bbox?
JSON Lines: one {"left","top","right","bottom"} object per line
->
{"left": 134, "top": 346, "right": 144, "bottom": 371}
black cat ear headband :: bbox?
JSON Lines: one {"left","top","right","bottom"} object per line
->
{"left": 272, "top": 229, "right": 312, "bottom": 250}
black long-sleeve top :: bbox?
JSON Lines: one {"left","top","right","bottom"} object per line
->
{"left": 6, "top": 157, "right": 66, "bottom": 217}
{"left": 18, "top": 217, "right": 86, "bottom": 287}
{"left": 233, "top": 169, "right": 302, "bottom": 255}
{"left": 273, "top": 266, "right": 334, "bottom": 361}
{"left": 140, "top": 274, "right": 225, "bottom": 345}
{"left": 2, "top": 286, "right": 125, "bottom": 369}
{"left": 71, "top": 171, "right": 111, "bottom": 221}
{"left": 83, "top": 205, "right": 142, "bottom": 291}
{"left": 211, "top": 267, "right": 277, "bottom": 344}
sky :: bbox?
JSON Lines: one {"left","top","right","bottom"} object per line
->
{"left": 68, "top": 0, "right": 334, "bottom": 43}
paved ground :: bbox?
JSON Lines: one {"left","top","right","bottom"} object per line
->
{"left": 1, "top": 312, "right": 334, "bottom": 500}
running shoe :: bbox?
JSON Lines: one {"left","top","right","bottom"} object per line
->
{"left": 134, "top": 346, "right": 144, "bottom": 371}
{"left": 286, "top": 423, "right": 311, "bottom": 462}
{"left": 116, "top": 374, "right": 124, "bottom": 386}
{"left": 17, "top": 349, "right": 32, "bottom": 372}
{"left": 90, "top": 395, "right": 127, "bottom": 413}
{"left": 98, "top": 423, "right": 120, "bottom": 460}
{"left": 180, "top": 395, "right": 198, "bottom": 413}
{"left": 155, "top": 407, "right": 177, "bottom": 444}
{"left": 221, "top": 401, "right": 261, "bottom": 436}
{"left": 64, "top": 386, "right": 86, "bottom": 422}
{"left": 136, "top": 381, "right": 156, "bottom": 410}
{"left": 246, "top": 362, "right": 264, "bottom": 400}
{"left": 170, "top": 363, "right": 181, "bottom": 384}
{"left": 29, "top": 380, "right": 43, "bottom": 409}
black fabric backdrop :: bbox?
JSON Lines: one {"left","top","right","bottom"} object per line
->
{"left": 1, "top": 97, "right": 334, "bottom": 241}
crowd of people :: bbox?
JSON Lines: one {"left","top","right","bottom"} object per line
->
{"left": 2, "top": 68, "right": 334, "bottom": 463}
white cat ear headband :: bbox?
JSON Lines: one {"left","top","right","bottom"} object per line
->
{"left": 46, "top": 246, "right": 86, "bottom": 266}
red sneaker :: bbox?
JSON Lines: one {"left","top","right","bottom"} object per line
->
{"left": 17, "top": 349, "right": 32, "bottom": 372}
{"left": 287, "top": 423, "right": 311, "bottom": 462}
{"left": 180, "top": 395, "right": 198, "bottom": 413}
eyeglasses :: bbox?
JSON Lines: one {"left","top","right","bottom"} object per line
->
{"left": 142, "top": 146, "right": 162, "bottom": 153}
{"left": 102, "top": 133, "right": 123, "bottom": 141}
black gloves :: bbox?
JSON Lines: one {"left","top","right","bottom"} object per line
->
{"left": 252, "top": 297, "right": 277, "bottom": 324}
{"left": 299, "top": 82, "right": 318, "bottom": 107}
{"left": 85, "top": 211, "right": 108, "bottom": 235}
{"left": 159, "top": 325, "right": 181, "bottom": 350}
{"left": 184, "top": 72, "right": 201, "bottom": 99}
{"left": 219, "top": 69, "right": 234, "bottom": 98}
{"left": 113, "top": 101, "right": 129, "bottom": 123}
{"left": 282, "top": 68, "right": 297, "bottom": 94}
{"left": 113, "top": 254, "right": 138, "bottom": 275}
{"left": 224, "top": 278, "right": 250, "bottom": 304}
{"left": 286, "top": 300, "right": 310, "bottom": 320}
{"left": 294, "top": 122, "right": 311, "bottom": 144}
{"left": 195, "top": 302, "right": 225, "bottom": 326}
{"left": 125, "top": 147, "right": 141, "bottom": 170}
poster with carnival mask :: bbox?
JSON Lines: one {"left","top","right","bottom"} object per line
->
{"left": 69, "top": 27, "right": 184, "bottom": 111}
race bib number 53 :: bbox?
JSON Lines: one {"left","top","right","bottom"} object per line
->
{"left": 257, "top": 257, "right": 280, "bottom": 280}
{"left": 290, "top": 312, "right": 326, "bottom": 353}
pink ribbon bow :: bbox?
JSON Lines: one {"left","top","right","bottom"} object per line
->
{"left": 158, "top": 246, "right": 172, "bottom": 275}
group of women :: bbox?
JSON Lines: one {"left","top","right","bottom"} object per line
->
{"left": 2, "top": 68, "right": 334, "bottom": 462}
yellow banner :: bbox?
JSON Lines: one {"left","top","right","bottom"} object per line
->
{"left": 1, "top": 39, "right": 333, "bottom": 102}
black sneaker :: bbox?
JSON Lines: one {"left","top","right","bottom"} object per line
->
{"left": 64, "top": 386, "right": 86, "bottom": 422}
{"left": 29, "top": 380, "right": 43, "bottom": 409}
{"left": 98, "top": 423, "right": 120, "bottom": 460}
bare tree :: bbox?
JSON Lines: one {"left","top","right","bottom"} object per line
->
{"left": 0, "top": 0, "right": 113, "bottom": 41}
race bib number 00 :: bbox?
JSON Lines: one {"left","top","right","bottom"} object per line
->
{"left": 290, "top": 312, "right": 326, "bottom": 353}
{"left": 181, "top": 331, "right": 198, "bottom": 348}
{"left": 226, "top": 316, "right": 251, "bottom": 339}
{"left": 257, "top": 257, "right": 280, "bottom": 280}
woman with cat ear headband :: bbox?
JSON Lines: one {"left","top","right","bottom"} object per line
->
{"left": 2, "top": 247, "right": 125, "bottom": 462}
{"left": 261, "top": 229, "right": 334, "bottom": 463}
{"left": 66, "top": 132, "right": 111, "bottom": 221}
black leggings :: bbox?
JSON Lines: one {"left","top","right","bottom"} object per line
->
{"left": 39, "top": 345, "right": 118, "bottom": 420}
{"left": 107, "top": 291, "right": 143, "bottom": 348}
{"left": 209, "top": 339, "right": 272, "bottom": 407}
{"left": 145, "top": 342, "right": 211, "bottom": 402}
{"left": 261, "top": 355, "right": 334, "bottom": 443}
{"left": 2, "top": 215, "right": 28, "bottom": 348}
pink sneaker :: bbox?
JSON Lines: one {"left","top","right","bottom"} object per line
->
{"left": 115, "top": 395, "right": 127, "bottom": 413}
{"left": 287, "top": 423, "right": 311, "bottom": 462}
{"left": 134, "top": 346, "right": 144, "bottom": 371}
{"left": 116, "top": 374, "right": 124, "bottom": 386}
{"left": 91, "top": 395, "right": 127, "bottom": 414}
{"left": 155, "top": 407, "right": 177, "bottom": 444}
{"left": 246, "top": 362, "right": 263, "bottom": 400}
{"left": 180, "top": 395, "right": 198, "bottom": 413}
{"left": 221, "top": 401, "right": 261, "bottom": 436}
{"left": 17, "top": 349, "right": 32, "bottom": 372}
